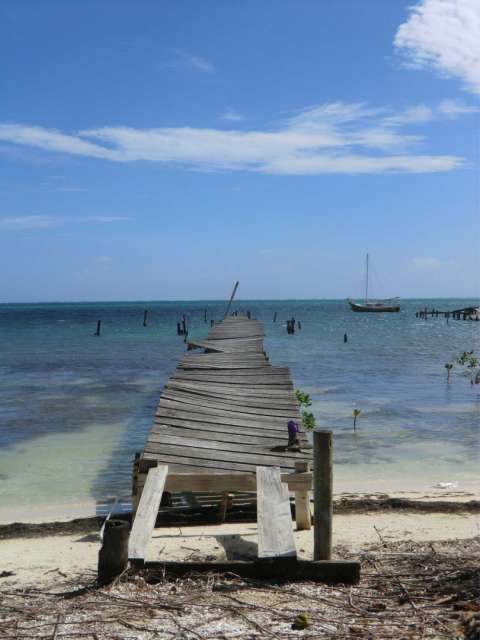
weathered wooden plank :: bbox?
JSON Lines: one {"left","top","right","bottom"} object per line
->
{"left": 163, "top": 471, "right": 313, "bottom": 492}
{"left": 152, "top": 416, "right": 293, "bottom": 436}
{"left": 144, "top": 442, "right": 304, "bottom": 469}
{"left": 166, "top": 380, "right": 298, "bottom": 398}
{"left": 151, "top": 424, "right": 293, "bottom": 445}
{"left": 179, "top": 362, "right": 269, "bottom": 370}
{"left": 256, "top": 466, "right": 296, "bottom": 560}
{"left": 155, "top": 406, "right": 295, "bottom": 429}
{"left": 160, "top": 392, "right": 299, "bottom": 418}
{"left": 143, "top": 450, "right": 296, "bottom": 473}
{"left": 173, "top": 367, "right": 290, "bottom": 377}
{"left": 172, "top": 374, "right": 293, "bottom": 386}
{"left": 165, "top": 384, "right": 299, "bottom": 408}
{"left": 162, "top": 388, "right": 299, "bottom": 412}
{"left": 147, "top": 434, "right": 308, "bottom": 461}
{"left": 128, "top": 465, "right": 168, "bottom": 562}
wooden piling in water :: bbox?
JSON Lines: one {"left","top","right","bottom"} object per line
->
{"left": 273, "top": 312, "right": 277, "bottom": 323}
{"left": 94, "top": 320, "right": 101, "bottom": 337}
{"left": 143, "top": 310, "right": 148, "bottom": 327}
{"left": 313, "top": 430, "right": 333, "bottom": 561}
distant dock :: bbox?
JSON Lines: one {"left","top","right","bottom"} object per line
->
{"left": 416, "top": 305, "right": 480, "bottom": 321}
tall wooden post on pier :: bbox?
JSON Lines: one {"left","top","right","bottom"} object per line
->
{"left": 224, "top": 281, "right": 239, "bottom": 318}
{"left": 143, "top": 310, "right": 148, "bottom": 327}
{"left": 313, "top": 430, "right": 333, "bottom": 561}
{"left": 94, "top": 320, "right": 101, "bottom": 337}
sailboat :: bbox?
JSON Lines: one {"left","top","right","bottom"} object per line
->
{"left": 347, "top": 254, "right": 400, "bottom": 313}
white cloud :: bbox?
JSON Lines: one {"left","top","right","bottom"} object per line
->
{"left": 395, "top": 0, "right": 480, "bottom": 95}
{"left": 0, "top": 101, "right": 469, "bottom": 175}
{"left": 0, "top": 216, "right": 58, "bottom": 231}
{"left": 412, "top": 257, "right": 443, "bottom": 270}
{"left": 172, "top": 49, "right": 215, "bottom": 73}
{"left": 221, "top": 109, "right": 246, "bottom": 122}
{"left": 438, "top": 98, "right": 480, "bottom": 116}
{"left": 0, "top": 215, "right": 129, "bottom": 231}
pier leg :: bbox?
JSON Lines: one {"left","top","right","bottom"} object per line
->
{"left": 98, "top": 519, "right": 129, "bottom": 585}
{"left": 143, "top": 309, "right": 148, "bottom": 327}
{"left": 294, "top": 461, "right": 311, "bottom": 530}
{"left": 313, "top": 430, "right": 333, "bottom": 561}
{"left": 218, "top": 491, "right": 234, "bottom": 523}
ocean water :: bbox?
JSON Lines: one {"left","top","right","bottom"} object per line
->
{"left": 0, "top": 299, "right": 479, "bottom": 515}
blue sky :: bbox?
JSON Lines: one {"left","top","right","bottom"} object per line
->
{"left": 0, "top": 0, "right": 478, "bottom": 302}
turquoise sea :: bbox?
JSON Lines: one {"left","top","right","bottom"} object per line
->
{"left": 0, "top": 299, "right": 479, "bottom": 517}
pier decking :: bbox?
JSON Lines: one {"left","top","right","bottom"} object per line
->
{"left": 142, "top": 315, "right": 310, "bottom": 475}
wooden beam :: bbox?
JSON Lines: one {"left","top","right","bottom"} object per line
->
{"left": 128, "top": 465, "right": 168, "bottom": 563}
{"left": 155, "top": 471, "right": 312, "bottom": 493}
{"left": 256, "top": 466, "right": 296, "bottom": 560}
{"left": 142, "top": 559, "right": 360, "bottom": 584}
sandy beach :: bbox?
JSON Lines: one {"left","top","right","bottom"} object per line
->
{"left": 1, "top": 502, "right": 479, "bottom": 639}
{"left": 1, "top": 496, "right": 478, "bottom": 591}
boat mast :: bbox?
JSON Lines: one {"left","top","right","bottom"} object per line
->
{"left": 365, "top": 253, "right": 369, "bottom": 303}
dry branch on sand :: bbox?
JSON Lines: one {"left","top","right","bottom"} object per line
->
{"left": 0, "top": 537, "right": 479, "bottom": 639}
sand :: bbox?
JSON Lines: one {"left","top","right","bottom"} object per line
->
{"left": 1, "top": 510, "right": 478, "bottom": 590}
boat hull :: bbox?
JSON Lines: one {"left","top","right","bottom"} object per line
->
{"left": 348, "top": 301, "right": 400, "bottom": 313}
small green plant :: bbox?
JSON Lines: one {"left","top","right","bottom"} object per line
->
{"left": 457, "top": 350, "right": 478, "bottom": 368}
{"left": 295, "top": 389, "right": 312, "bottom": 408}
{"left": 295, "top": 390, "right": 315, "bottom": 431}
{"left": 445, "top": 363, "right": 453, "bottom": 383}
{"left": 302, "top": 410, "right": 316, "bottom": 431}
{"left": 456, "top": 351, "right": 479, "bottom": 384}
{"left": 352, "top": 408, "right": 361, "bottom": 431}
{"left": 292, "top": 612, "right": 310, "bottom": 630}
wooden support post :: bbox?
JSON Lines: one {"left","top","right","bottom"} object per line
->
{"left": 224, "top": 281, "right": 240, "bottom": 319}
{"left": 182, "top": 314, "right": 187, "bottom": 336}
{"left": 204, "top": 308, "right": 207, "bottom": 323}
{"left": 424, "top": 306, "right": 428, "bottom": 320}
{"left": 210, "top": 319, "right": 214, "bottom": 327}
{"left": 143, "top": 310, "right": 148, "bottom": 327}
{"left": 313, "top": 430, "right": 333, "bottom": 561}
{"left": 94, "top": 320, "right": 101, "bottom": 336}
{"left": 177, "top": 322, "right": 182, "bottom": 335}
{"left": 217, "top": 491, "right": 233, "bottom": 523}
{"left": 273, "top": 312, "right": 277, "bottom": 323}
{"left": 294, "top": 461, "right": 311, "bottom": 530}
{"left": 98, "top": 519, "right": 129, "bottom": 585}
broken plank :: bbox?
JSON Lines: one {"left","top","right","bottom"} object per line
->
{"left": 256, "top": 466, "right": 296, "bottom": 560}
{"left": 128, "top": 465, "right": 168, "bottom": 563}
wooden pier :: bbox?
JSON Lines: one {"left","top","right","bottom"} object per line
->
{"left": 416, "top": 305, "right": 480, "bottom": 321}
{"left": 141, "top": 315, "right": 310, "bottom": 475}
{"left": 120, "top": 315, "right": 359, "bottom": 584}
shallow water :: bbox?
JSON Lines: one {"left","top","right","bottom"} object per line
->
{"left": 0, "top": 299, "right": 478, "bottom": 512}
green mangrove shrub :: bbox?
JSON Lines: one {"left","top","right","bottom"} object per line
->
{"left": 295, "top": 389, "right": 316, "bottom": 432}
